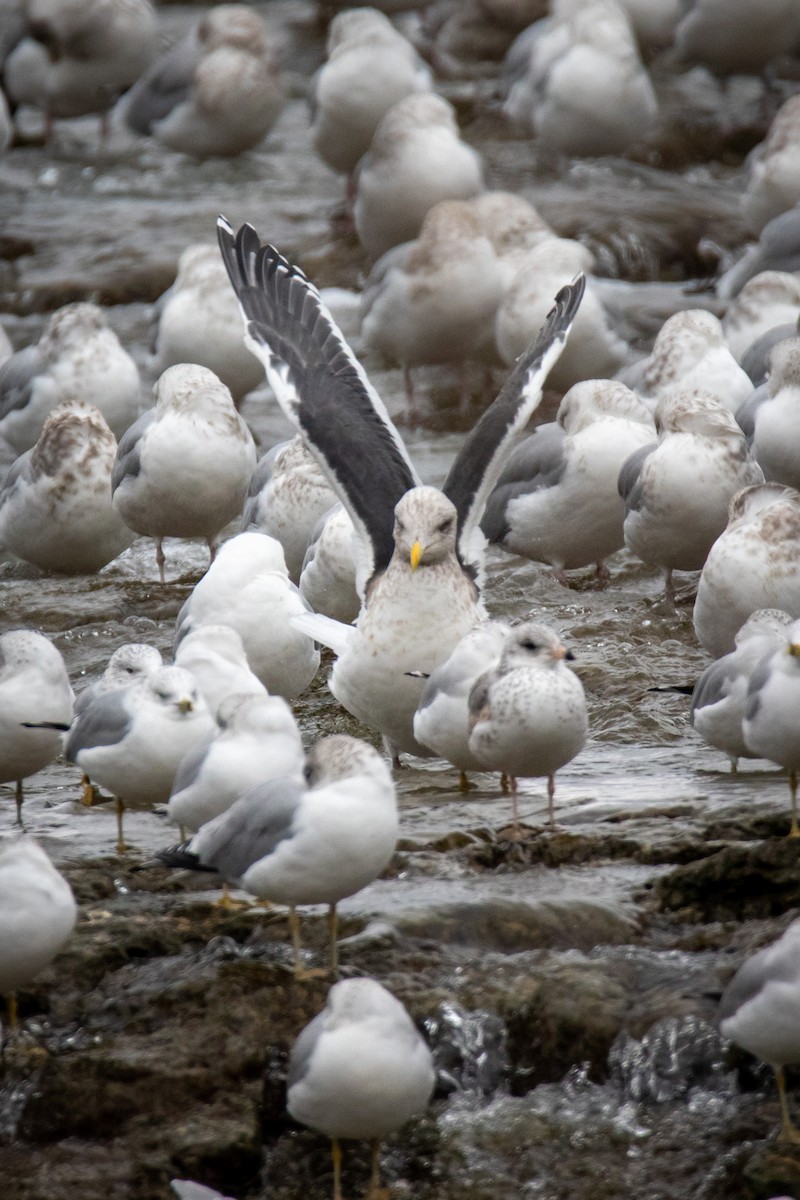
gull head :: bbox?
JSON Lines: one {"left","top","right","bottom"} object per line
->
{"left": 499, "top": 622, "right": 572, "bottom": 672}
{"left": 393, "top": 487, "right": 458, "bottom": 571}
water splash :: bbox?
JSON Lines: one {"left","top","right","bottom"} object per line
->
{"left": 609, "top": 1015, "right": 735, "bottom": 1104}
{"left": 426, "top": 1002, "right": 510, "bottom": 1097}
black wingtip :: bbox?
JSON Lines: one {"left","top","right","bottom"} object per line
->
{"left": 155, "top": 841, "right": 214, "bottom": 873}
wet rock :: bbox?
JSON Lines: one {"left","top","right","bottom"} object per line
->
{"left": 652, "top": 838, "right": 800, "bottom": 921}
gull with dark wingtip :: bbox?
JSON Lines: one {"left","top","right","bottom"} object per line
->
{"left": 216, "top": 217, "right": 585, "bottom": 762}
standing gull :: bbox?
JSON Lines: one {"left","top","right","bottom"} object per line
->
{"left": 150, "top": 245, "right": 264, "bottom": 404}
{"left": 111, "top": 363, "right": 257, "bottom": 582}
{"left": 718, "top": 918, "right": 800, "bottom": 1142}
{"left": 173, "top": 624, "right": 267, "bottom": 719}
{"left": 242, "top": 435, "right": 338, "bottom": 582}
{"left": 66, "top": 665, "right": 216, "bottom": 853}
{"left": 175, "top": 532, "right": 320, "bottom": 700}
{"left": 413, "top": 620, "right": 510, "bottom": 786}
{"left": 119, "top": 5, "right": 284, "bottom": 159}
{"left": 287, "top": 978, "right": 436, "bottom": 1200}
{"left": 693, "top": 482, "right": 800, "bottom": 656}
{"left": 690, "top": 609, "right": 793, "bottom": 772}
{"left": 353, "top": 91, "right": 485, "bottom": 260}
{"left": 72, "top": 641, "right": 163, "bottom": 803}
{"left": 216, "top": 218, "right": 584, "bottom": 760}
{"left": 0, "top": 400, "right": 134, "bottom": 574}
{"left": 0, "top": 630, "right": 73, "bottom": 824}
{"left": 167, "top": 692, "right": 304, "bottom": 834}
{"left": 481, "top": 378, "right": 655, "bottom": 584}
{"left": 468, "top": 621, "right": 588, "bottom": 829}
{"left": 0, "top": 302, "right": 141, "bottom": 458}
{"left": 618, "top": 389, "right": 764, "bottom": 599}
{"left": 742, "top": 618, "right": 800, "bottom": 836}
{"left": 0, "top": 838, "right": 77, "bottom": 1030}
{"left": 158, "top": 735, "right": 397, "bottom": 976}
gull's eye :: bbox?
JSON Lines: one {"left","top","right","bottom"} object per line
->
{"left": 437, "top": 517, "right": 454, "bottom": 534}
{"left": 156, "top": 690, "right": 171, "bottom": 701}
{"left": 520, "top": 639, "right": 539, "bottom": 652}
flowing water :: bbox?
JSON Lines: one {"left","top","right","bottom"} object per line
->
{"left": 1, "top": 3, "right": 797, "bottom": 1197}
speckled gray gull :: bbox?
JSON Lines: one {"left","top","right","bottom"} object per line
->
{"left": 158, "top": 735, "right": 397, "bottom": 976}
{"left": 619, "top": 389, "right": 764, "bottom": 599}
{"left": 721, "top": 273, "right": 800, "bottom": 363}
{"left": 745, "top": 338, "right": 800, "bottom": 491}
{"left": 173, "top": 624, "right": 267, "bottom": 720}
{"left": 0, "top": 400, "right": 135, "bottom": 574}
{"left": 482, "top": 378, "right": 654, "bottom": 584}
{"left": 495, "top": 236, "right": 629, "bottom": 391}
{"left": 242, "top": 435, "right": 338, "bottom": 583}
{"left": 503, "top": 0, "right": 659, "bottom": 156}
{"left": 467, "top": 621, "right": 588, "bottom": 830}
{"left": 353, "top": 91, "right": 484, "bottom": 260}
{"left": 413, "top": 619, "right": 511, "bottom": 785}
{"left": 718, "top": 917, "right": 800, "bottom": 1141}
{"left": 66, "top": 665, "right": 215, "bottom": 853}
{"left": 690, "top": 608, "right": 793, "bottom": 771}
{"left": 634, "top": 309, "right": 753, "bottom": 414}
{"left": 216, "top": 217, "right": 584, "bottom": 761}
{"left": 167, "top": 692, "right": 304, "bottom": 835}
{"left": 287, "top": 977, "right": 435, "bottom": 1200}
{"left": 73, "top": 642, "right": 163, "bottom": 721}
{"left": 118, "top": 4, "right": 284, "bottom": 158}
{"left": 0, "top": 838, "right": 76, "bottom": 1031}
{"left": 309, "top": 7, "right": 432, "bottom": 181}
{"left": 150, "top": 245, "right": 263, "bottom": 403}
{"left": 693, "top": 482, "right": 800, "bottom": 656}
{"left": 0, "top": 630, "right": 73, "bottom": 824}
{"left": 743, "top": 95, "right": 800, "bottom": 234}
{"left": 742, "top": 618, "right": 800, "bottom": 836}
{"left": 299, "top": 504, "right": 360, "bottom": 625}
{"left": 360, "top": 199, "right": 508, "bottom": 399}
{"left": 3, "top": 0, "right": 157, "bottom": 133}
{"left": 0, "top": 302, "right": 141, "bottom": 458}
{"left": 175, "top": 532, "right": 320, "bottom": 700}
{"left": 111, "top": 363, "right": 257, "bottom": 583}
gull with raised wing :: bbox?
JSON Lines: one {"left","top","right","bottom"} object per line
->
{"left": 216, "top": 218, "right": 584, "bottom": 761}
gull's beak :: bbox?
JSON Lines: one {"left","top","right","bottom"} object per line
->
{"left": 410, "top": 540, "right": 422, "bottom": 572}
{"left": 177, "top": 698, "right": 194, "bottom": 714}
{"left": 552, "top": 645, "right": 568, "bottom": 661}
{"left": 789, "top": 643, "right": 800, "bottom": 657}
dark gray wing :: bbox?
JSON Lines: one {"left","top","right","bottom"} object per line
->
{"left": 287, "top": 1009, "right": 327, "bottom": 1089}
{"left": 121, "top": 34, "right": 198, "bottom": 135}
{"left": 690, "top": 656, "right": 738, "bottom": 718}
{"left": 467, "top": 670, "right": 492, "bottom": 728}
{"left": 0, "top": 345, "right": 43, "bottom": 423}
{"left": 740, "top": 326, "right": 796, "bottom": 387}
{"left": 735, "top": 383, "right": 767, "bottom": 444}
{"left": 617, "top": 441, "right": 657, "bottom": 511}
{"left": 442, "top": 275, "right": 585, "bottom": 569}
{"left": 743, "top": 650, "right": 776, "bottom": 723}
{"left": 241, "top": 440, "right": 289, "bottom": 528}
{"left": 190, "top": 776, "right": 304, "bottom": 882}
{"left": 65, "top": 688, "right": 133, "bottom": 760}
{"left": 480, "top": 423, "right": 567, "bottom": 543}
{"left": 216, "top": 218, "right": 420, "bottom": 579}
{"left": 0, "top": 450, "right": 31, "bottom": 506}
{"left": 111, "top": 409, "right": 155, "bottom": 492}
